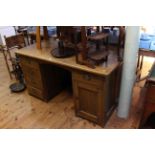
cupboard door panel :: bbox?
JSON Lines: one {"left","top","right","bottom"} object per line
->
{"left": 73, "top": 80, "right": 105, "bottom": 125}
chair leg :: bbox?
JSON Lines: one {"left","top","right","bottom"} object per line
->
{"left": 139, "top": 55, "right": 144, "bottom": 80}
{"left": 2, "top": 50, "right": 13, "bottom": 79}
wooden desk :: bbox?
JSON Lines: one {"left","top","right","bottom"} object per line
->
{"left": 16, "top": 38, "right": 122, "bottom": 127}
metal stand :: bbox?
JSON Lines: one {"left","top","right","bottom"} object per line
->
{"left": 9, "top": 58, "right": 26, "bottom": 93}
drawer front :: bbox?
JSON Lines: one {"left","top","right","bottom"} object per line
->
{"left": 20, "top": 57, "right": 39, "bottom": 69}
{"left": 72, "top": 71, "right": 104, "bottom": 87}
{"left": 27, "top": 86, "right": 44, "bottom": 99}
{"left": 22, "top": 65, "right": 43, "bottom": 89}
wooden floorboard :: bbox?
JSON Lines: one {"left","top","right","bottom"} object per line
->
{"left": 0, "top": 50, "right": 154, "bottom": 129}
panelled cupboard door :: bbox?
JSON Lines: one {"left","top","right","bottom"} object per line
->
{"left": 73, "top": 80, "right": 105, "bottom": 126}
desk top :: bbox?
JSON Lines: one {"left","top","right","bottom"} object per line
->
{"left": 16, "top": 39, "right": 121, "bottom": 76}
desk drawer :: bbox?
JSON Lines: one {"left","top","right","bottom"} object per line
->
{"left": 72, "top": 71, "right": 104, "bottom": 87}
{"left": 22, "top": 65, "right": 43, "bottom": 89}
{"left": 25, "top": 75, "right": 43, "bottom": 89}
{"left": 20, "top": 57, "right": 39, "bottom": 69}
{"left": 28, "top": 86, "right": 44, "bottom": 100}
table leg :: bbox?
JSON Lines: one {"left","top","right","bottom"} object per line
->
{"left": 105, "top": 36, "right": 109, "bottom": 51}
{"left": 139, "top": 55, "right": 144, "bottom": 79}
{"left": 25, "top": 31, "right": 30, "bottom": 45}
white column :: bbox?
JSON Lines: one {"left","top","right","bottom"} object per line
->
{"left": 117, "top": 26, "right": 140, "bottom": 118}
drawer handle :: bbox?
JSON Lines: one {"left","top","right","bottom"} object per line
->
{"left": 83, "top": 74, "right": 92, "bottom": 80}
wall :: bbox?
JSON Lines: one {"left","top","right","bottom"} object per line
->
{"left": 0, "top": 26, "right": 16, "bottom": 45}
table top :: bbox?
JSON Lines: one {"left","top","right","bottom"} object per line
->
{"left": 16, "top": 38, "right": 121, "bottom": 77}
{"left": 139, "top": 48, "right": 155, "bottom": 57}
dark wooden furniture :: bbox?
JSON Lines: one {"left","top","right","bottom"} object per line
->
{"left": 72, "top": 65, "right": 121, "bottom": 125}
{"left": 29, "top": 31, "right": 44, "bottom": 44}
{"left": 87, "top": 29, "right": 109, "bottom": 65}
{"left": 74, "top": 26, "right": 109, "bottom": 68}
{"left": 101, "top": 26, "right": 125, "bottom": 60}
{"left": 16, "top": 39, "right": 122, "bottom": 127}
{"left": 140, "top": 62, "right": 155, "bottom": 127}
{"left": 3, "top": 34, "right": 26, "bottom": 79}
{"left": 88, "top": 30, "right": 109, "bottom": 50}
{"left": 20, "top": 57, "right": 68, "bottom": 101}
{"left": 30, "top": 26, "right": 49, "bottom": 49}
{"left": 16, "top": 27, "right": 30, "bottom": 45}
{"left": 51, "top": 26, "right": 80, "bottom": 58}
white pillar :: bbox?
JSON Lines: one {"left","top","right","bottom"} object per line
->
{"left": 117, "top": 26, "right": 140, "bottom": 118}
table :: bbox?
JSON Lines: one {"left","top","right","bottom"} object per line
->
{"left": 137, "top": 49, "right": 155, "bottom": 80}
{"left": 16, "top": 38, "right": 122, "bottom": 127}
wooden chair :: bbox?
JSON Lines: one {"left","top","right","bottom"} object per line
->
{"left": 3, "top": 33, "right": 26, "bottom": 79}
{"left": 17, "top": 27, "right": 30, "bottom": 45}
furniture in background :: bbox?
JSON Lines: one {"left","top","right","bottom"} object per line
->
{"left": 87, "top": 26, "right": 109, "bottom": 65}
{"left": 51, "top": 26, "right": 80, "bottom": 58}
{"left": 140, "top": 62, "right": 155, "bottom": 128}
{"left": 15, "top": 26, "right": 30, "bottom": 45}
{"left": 3, "top": 33, "right": 26, "bottom": 79}
{"left": 136, "top": 33, "right": 155, "bottom": 80}
{"left": 4, "top": 33, "right": 26, "bottom": 92}
{"left": 28, "top": 26, "right": 56, "bottom": 44}
{"left": 13, "top": 26, "right": 57, "bottom": 46}
{"left": 0, "top": 44, "right": 11, "bottom": 78}
{"left": 50, "top": 26, "right": 109, "bottom": 68}
{"left": 16, "top": 38, "right": 122, "bottom": 127}
{"left": 136, "top": 49, "right": 155, "bottom": 80}
{"left": 139, "top": 33, "right": 155, "bottom": 50}
{"left": 102, "top": 26, "right": 125, "bottom": 60}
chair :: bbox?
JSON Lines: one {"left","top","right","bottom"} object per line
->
{"left": 14, "top": 26, "right": 30, "bottom": 45}
{"left": 3, "top": 33, "right": 26, "bottom": 79}
{"left": 3, "top": 33, "right": 26, "bottom": 92}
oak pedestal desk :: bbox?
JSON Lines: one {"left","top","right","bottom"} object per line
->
{"left": 16, "top": 39, "right": 122, "bottom": 127}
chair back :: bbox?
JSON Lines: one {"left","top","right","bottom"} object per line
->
{"left": 4, "top": 33, "right": 26, "bottom": 50}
